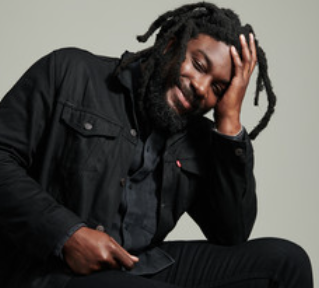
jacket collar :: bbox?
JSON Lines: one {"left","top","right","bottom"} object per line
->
{"left": 116, "top": 51, "right": 141, "bottom": 93}
{"left": 115, "top": 52, "right": 190, "bottom": 148}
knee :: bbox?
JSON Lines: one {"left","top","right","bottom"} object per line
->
{"left": 266, "top": 238, "right": 311, "bottom": 269}
{"left": 257, "top": 238, "right": 313, "bottom": 287}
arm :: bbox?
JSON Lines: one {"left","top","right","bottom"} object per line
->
{"left": 0, "top": 52, "right": 82, "bottom": 260}
{"left": 188, "top": 129, "right": 256, "bottom": 245}
{"left": 0, "top": 51, "right": 138, "bottom": 273}
{"left": 215, "top": 33, "right": 257, "bottom": 136}
{"left": 188, "top": 34, "right": 258, "bottom": 244}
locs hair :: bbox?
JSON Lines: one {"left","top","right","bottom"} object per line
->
{"left": 117, "top": 2, "right": 277, "bottom": 140}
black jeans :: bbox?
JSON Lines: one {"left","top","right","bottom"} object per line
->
{"left": 66, "top": 238, "right": 313, "bottom": 288}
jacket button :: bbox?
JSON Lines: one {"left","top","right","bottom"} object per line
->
{"left": 235, "top": 148, "right": 244, "bottom": 156}
{"left": 96, "top": 225, "right": 105, "bottom": 232}
{"left": 83, "top": 122, "right": 93, "bottom": 130}
{"left": 120, "top": 178, "right": 126, "bottom": 187}
{"left": 130, "top": 129, "right": 137, "bottom": 137}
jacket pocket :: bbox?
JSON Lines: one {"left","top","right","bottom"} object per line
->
{"left": 165, "top": 158, "right": 205, "bottom": 215}
{"left": 178, "top": 158, "right": 204, "bottom": 176}
{"left": 60, "top": 104, "right": 122, "bottom": 171}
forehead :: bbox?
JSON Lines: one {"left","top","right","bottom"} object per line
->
{"left": 186, "top": 34, "right": 232, "bottom": 80}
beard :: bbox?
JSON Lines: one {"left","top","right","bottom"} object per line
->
{"left": 139, "top": 58, "right": 203, "bottom": 136}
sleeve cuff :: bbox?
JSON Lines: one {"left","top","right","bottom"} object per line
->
{"left": 53, "top": 222, "right": 87, "bottom": 260}
{"left": 212, "top": 126, "right": 245, "bottom": 141}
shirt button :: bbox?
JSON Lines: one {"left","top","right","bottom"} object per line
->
{"left": 96, "top": 224, "right": 105, "bottom": 232}
{"left": 120, "top": 178, "right": 126, "bottom": 187}
{"left": 83, "top": 122, "right": 93, "bottom": 130}
{"left": 235, "top": 148, "right": 244, "bottom": 156}
{"left": 130, "top": 129, "right": 137, "bottom": 137}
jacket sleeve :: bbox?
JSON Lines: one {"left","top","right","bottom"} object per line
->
{"left": 188, "top": 128, "right": 257, "bottom": 245}
{"left": 0, "top": 51, "right": 82, "bottom": 261}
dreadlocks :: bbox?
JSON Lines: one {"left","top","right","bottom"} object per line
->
{"left": 118, "top": 2, "right": 276, "bottom": 140}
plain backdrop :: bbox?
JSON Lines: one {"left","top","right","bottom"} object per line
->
{"left": 0, "top": 0, "right": 318, "bottom": 286}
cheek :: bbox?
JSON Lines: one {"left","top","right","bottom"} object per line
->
{"left": 202, "top": 95, "right": 218, "bottom": 112}
{"left": 179, "top": 58, "right": 194, "bottom": 76}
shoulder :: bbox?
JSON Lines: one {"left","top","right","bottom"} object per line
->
{"left": 53, "top": 47, "right": 117, "bottom": 62}
{"left": 51, "top": 47, "right": 120, "bottom": 71}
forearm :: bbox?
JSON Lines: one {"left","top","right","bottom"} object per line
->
{"left": 0, "top": 154, "right": 83, "bottom": 260}
{"left": 189, "top": 129, "right": 257, "bottom": 245}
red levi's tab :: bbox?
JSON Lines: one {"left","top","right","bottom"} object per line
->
{"left": 176, "top": 160, "right": 182, "bottom": 168}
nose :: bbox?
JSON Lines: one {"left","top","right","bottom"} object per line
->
{"left": 191, "top": 76, "right": 211, "bottom": 98}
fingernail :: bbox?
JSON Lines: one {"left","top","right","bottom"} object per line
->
{"left": 240, "top": 34, "right": 246, "bottom": 42}
{"left": 231, "top": 45, "right": 237, "bottom": 53}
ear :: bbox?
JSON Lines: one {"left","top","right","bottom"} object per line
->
{"left": 163, "top": 37, "right": 177, "bottom": 54}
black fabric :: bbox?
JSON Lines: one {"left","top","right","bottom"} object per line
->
{"left": 0, "top": 48, "right": 257, "bottom": 288}
{"left": 110, "top": 131, "right": 174, "bottom": 275}
{"left": 66, "top": 270, "right": 176, "bottom": 288}
{"left": 66, "top": 239, "right": 313, "bottom": 288}
{"left": 110, "top": 131, "right": 165, "bottom": 251}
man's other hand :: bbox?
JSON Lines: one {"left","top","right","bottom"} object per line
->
{"left": 63, "top": 227, "right": 139, "bottom": 275}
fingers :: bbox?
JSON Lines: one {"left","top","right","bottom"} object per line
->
{"left": 63, "top": 227, "right": 139, "bottom": 275}
{"left": 230, "top": 45, "right": 243, "bottom": 78}
{"left": 215, "top": 33, "right": 257, "bottom": 136}
{"left": 99, "top": 235, "right": 139, "bottom": 270}
{"left": 108, "top": 237, "right": 139, "bottom": 270}
{"left": 239, "top": 34, "right": 251, "bottom": 77}
{"left": 231, "top": 33, "right": 257, "bottom": 81}
{"left": 249, "top": 33, "right": 257, "bottom": 74}
{"left": 240, "top": 33, "right": 257, "bottom": 77}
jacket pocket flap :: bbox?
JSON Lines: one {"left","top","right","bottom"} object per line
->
{"left": 61, "top": 105, "right": 121, "bottom": 137}
{"left": 179, "top": 158, "right": 204, "bottom": 176}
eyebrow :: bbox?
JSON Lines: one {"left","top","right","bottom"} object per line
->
{"left": 197, "top": 49, "right": 231, "bottom": 86}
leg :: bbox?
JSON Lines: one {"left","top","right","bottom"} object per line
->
{"left": 146, "top": 238, "right": 313, "bottom": 288}
{"left": 65, "top": 270, "right": 179, "bottom": 288}
{"left": 65, "top": 238, "right": 313, "bottom": 288}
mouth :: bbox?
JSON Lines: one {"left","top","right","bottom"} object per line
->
{"left": 175, "top": 86, "right": 192, "bottom": 110}
{"left": 167, "top": 85, "right": 193, "bottom": 115}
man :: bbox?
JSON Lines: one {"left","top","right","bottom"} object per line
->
{"left": 0, "top": 2, "right": 313, "bottom": 288}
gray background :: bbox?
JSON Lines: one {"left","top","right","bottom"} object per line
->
{"left": 0, "top": 0, "right": 318, "bottom": 286}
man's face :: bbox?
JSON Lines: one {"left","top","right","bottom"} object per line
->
{"left": 165, "top": 34, "right": 232, "bottom": 117}
{"left": 144, "top": 34, "right": 233, "bottom": 135}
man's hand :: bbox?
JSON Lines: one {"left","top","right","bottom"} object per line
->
{"left": 214, "top": 33, "right": 257, "bottom": 135}
{"left": 63, "top": 227, "right": 139, "bottom": 275}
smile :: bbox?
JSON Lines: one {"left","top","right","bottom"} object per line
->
{"left": 166, "top": 83, "right": 200, "bottom": 116}
{"left": 173, "top": 86, "right": 192, "bottom": 112}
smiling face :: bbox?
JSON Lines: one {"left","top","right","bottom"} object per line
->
{"left": 142, "top": 34, "right": 233, "bottom": 135}
{"left": 165, "top": 34, "right": 232, "bottom": 116}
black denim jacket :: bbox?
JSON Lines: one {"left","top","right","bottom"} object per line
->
{"left": 0, "top": 48, "right": 256, "bottom": 288}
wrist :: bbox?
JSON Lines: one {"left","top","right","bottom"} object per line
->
{"left": 55, "top": 223, "right": 87, "bottom": 260}
{"left": 214, "top": 114, "right": 241, "bottom": 136}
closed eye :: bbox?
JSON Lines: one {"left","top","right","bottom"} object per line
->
{"left": 212, "top": 83, "right": 227, "bottom": 99}
{"left": 192, "top": 58, "right": 207, "bottom": 73}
